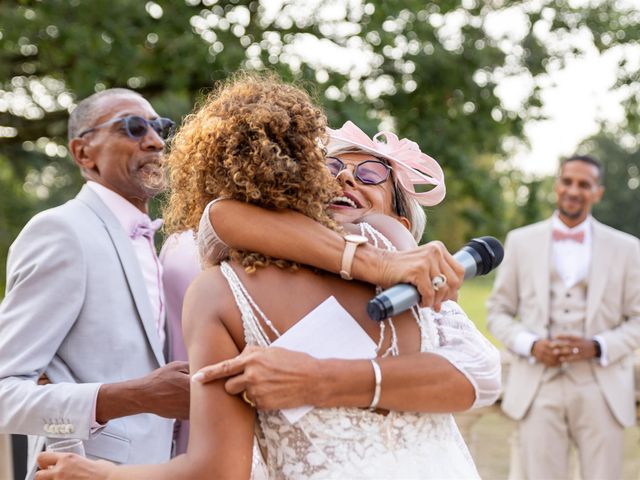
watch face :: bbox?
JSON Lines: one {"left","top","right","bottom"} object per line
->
{"left": 345, "top": 234, "right": 368, "bottom": 245}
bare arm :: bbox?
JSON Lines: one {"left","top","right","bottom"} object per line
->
{"left": 201, "top": 347, "right": 476, "bottom": 412}
{"left": 208, "top": 199, "right": 463, "bottom": 308}
{"left": 38, "top": 269, "right": 255, "bottom": 480}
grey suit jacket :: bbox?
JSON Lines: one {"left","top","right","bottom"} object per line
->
{"left": 487, "top": 217, "right": 640, "bottom": 427}
{"left": 0, "top": 185, "right": 173, "bottom": 476}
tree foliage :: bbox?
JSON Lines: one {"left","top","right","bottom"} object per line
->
{"left": 581, "top": 132, "right": 640, "bottom": 238}
{"left": 1, "top": 0, "right": 639, "bottom": 289}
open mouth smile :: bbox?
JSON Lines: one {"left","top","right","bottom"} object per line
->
{"left": 330, "top": 193, "right": 363, "bottom": 209}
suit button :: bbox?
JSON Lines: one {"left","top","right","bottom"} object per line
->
{"left": 564, "top": 309, "right": 569, "bottom": 313}
{"left": 566, "top": 293, "right": 571, "bottom": 298}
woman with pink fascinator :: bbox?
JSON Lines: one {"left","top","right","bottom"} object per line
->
{"left": 39, "top": 76, "right": 498, "bottom": 479}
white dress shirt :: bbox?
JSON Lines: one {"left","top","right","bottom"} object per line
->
{"left": 551, "top": 214, "right": 591, "bottom": 289}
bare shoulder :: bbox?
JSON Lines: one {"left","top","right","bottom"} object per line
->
{"left": 183, "top": 267, "right": 232, "bottom": 328}
{"left": 182, "top": 266, "right": 247, "bottom": 350}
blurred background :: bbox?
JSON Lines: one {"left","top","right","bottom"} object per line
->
{"left": 1, "top": 1, "right": 639, "bottom": 477}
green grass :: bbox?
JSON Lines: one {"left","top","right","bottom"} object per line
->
{"left": 456, "top": 274, "right": 502, "bottom": 348}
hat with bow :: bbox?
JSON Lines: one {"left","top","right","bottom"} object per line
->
{"left": 327, "top": 121, "right": 446, "bottom": 207}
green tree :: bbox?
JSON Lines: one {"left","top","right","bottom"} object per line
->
{"left": 1, "top": 0, "right": 639, "bottom": 289}
{"left": 580, "top": 133, "right": 640, "bottom": 238}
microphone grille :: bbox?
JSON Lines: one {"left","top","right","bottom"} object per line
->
{"left": 467, "top": 236, "right": 504, "bottom": 275}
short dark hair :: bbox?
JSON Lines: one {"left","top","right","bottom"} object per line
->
{"left": 561, "top": 154, "right": 604, "bottom": 183}
{"left": 68, "top": 88, "right": 143, "bottom": 141}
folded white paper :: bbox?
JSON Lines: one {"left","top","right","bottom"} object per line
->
{"left": 271, "top": 296, "right": 377, "bottom": 424}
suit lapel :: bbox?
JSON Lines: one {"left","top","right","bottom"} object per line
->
{"left": 532, "top": 220, "right": 552, "bottom": 331}
{"left": 77, "top": 185, "right": 165, "bottom": 366}
{"left": 586, "top": 220, "right": 612, "bottom": 326}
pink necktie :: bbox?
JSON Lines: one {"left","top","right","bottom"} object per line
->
{"left": 552, "top": 229, "right": 584, "bottom": 243}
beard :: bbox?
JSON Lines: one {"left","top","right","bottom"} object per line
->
{"left": 558, "top": 204, "right": 584, "bottom": 220}
{"left": 136, "top": 162, "right": 166, "bottom": 197}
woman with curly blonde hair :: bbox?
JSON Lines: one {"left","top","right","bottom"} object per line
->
{"left": 37, "top": 74, "right": 487, "bottom": 479}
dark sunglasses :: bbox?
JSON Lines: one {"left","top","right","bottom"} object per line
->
{"left": 326, "top": 156, "right": 392, "bottom": 185}
{"left": 78, "top": 115, "right": 176, "bottom": 140}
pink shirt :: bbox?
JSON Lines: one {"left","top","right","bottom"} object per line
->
{"left": 159, "top": 231, "right": 201, "bottom": 455}
{"left": 159, "top": 231, "right": 200, "bottom": 363}
{"left": 87, "top": 181, "right": 165, "bottom": 343}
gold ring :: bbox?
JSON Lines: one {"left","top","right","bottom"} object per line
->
{"left": 242, "top": 391, "right": 256, "bottom": 408}
{"left": 432, "top": 274, "right": 447, "bottom": 291}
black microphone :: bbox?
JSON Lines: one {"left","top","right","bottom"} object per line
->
{"left": 366, "top": 236, "right": 504, "bottom": 321}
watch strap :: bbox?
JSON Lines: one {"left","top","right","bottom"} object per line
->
{"left": 340, "top": 241, "right": 358, "bottom": 280}
{"left": 340, "top": 235, "right": 367, "bottom": 280}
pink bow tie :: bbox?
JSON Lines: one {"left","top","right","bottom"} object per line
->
{"left": 130, "top": 218, "right": 163, "bottom": 240}
{"left": 552, "top": 229, "right": 584, "bottom": 243}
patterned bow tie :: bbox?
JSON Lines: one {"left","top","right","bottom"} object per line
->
{"left": 130, "top": 218, "right": 163, "bottom": 240}
{"left": 552, "top": 229, "right": 585, "bottom": 243}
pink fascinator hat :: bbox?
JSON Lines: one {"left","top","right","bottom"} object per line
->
{"left": 327, "top": 121, "right": 446, "bottom": 206}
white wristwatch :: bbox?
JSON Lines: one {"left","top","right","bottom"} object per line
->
{"left": 340, "top": 234, "right": 368, "bottom": 280}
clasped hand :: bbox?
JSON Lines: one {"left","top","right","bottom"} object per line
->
{"left": 531, "top": 335, "right": 597, "bottom": 367}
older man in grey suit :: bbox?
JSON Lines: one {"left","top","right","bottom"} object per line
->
{"left": 0, "top": 88, "right": 190, "bottom": 478}
{"left": 488, "top": 155, "right": 640, "bottom": 479}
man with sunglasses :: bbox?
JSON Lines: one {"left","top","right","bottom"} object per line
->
{"left": 0, "top": 88, "right": 188, "bottom": 478}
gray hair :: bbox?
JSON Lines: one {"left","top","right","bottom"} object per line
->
{"left": 68, "top": 88, "right": 144, "bottom": 141}
{"left": 327, "top": 145, "right": 427, "bottom": 242}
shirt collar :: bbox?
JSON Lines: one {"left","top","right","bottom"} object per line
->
{"left": 86, "top": 181, "right": 152, "bottom": 235}
{"left": 552, "top": 211, "right": 592, "bottom": 233}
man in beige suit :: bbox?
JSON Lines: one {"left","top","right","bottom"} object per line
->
{"left": 488, "top": 155, "right": 640, "bottom": 480}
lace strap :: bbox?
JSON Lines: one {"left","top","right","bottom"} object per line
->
{"left": 358, "top": 222, "right": 397, "bottom": 252}
{"left": 357, "top": 222, "right": 439, "bottom": 354}
{"left": 219, "top": 262, "right": 281, "bottom": 347}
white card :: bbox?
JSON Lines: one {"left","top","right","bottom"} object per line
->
{"left": 270, "top": 296, "right": 377, "bottom": 424}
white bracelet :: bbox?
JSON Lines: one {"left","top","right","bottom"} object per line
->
{"left": 369, "top": 359, "right": 382, "bottom": 410}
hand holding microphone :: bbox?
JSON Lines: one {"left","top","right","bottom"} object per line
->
{"left": 368, "top": 236, "right": 504, "bottom": 321}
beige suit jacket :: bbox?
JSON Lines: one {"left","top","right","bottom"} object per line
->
{"left": 487, "top": 217, "right": 640, "bottom": 427}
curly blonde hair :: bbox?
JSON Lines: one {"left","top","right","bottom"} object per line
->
{"left": 163, "top": 72, "right": 342, "bottom": 271}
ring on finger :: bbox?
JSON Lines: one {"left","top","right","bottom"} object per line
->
{"left": 242, "top": 391, "right": 256, "bottom": 408}
{"left": 572, "top": 347, "right": 579, "bottom": 355}
{"left": 432, "top": 274, "right": 447, "bottom": 291}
